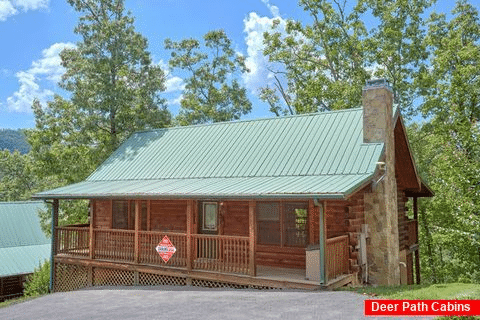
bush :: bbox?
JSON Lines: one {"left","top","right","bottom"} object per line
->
{"left": 24, "top": 260, "right": 50, "bottom": 297}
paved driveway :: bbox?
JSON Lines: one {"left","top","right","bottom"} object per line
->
{"left": 0, "top": 286, "right": 432, "bottom": 320}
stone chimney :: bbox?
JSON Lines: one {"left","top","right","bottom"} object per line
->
{"left": 362, "top": 79, "right": 400, "bottom": 285}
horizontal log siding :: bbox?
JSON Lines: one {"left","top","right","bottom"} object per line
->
{"left": 150, "top": 200, "right": 187, "bottom": 232}
{"left": 223, "top": 201, "right": 249, "bottom": 236}
{"left": 256, "top": 245, "right": 306, "bottom": 269}
{"left": 93, "top": 200, "right": 112, "bottom": 229}
{"left": 397, "top": 189, "right": 410, "bottom": 249}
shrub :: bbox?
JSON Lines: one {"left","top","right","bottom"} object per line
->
{"left": 24, "top": 260, "right": 50, "bottom": 297}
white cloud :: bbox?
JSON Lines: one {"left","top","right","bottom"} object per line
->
{"left": 243, "top": 2, "right": 287, "bottom": 94}
{"left": 261, "top": 0, "right": 280, "bottom": 17}
{"left": 0, "top": 1, "right": 17, "bottom": 21}
{"left": 6, "top": 42, "right": 75, "bottom": 113}
{"left": 0, "top": 0, "right": 48, "bottom": 21}
{"left": 13, "top": 0, "right": 48, "bottom": 11}
{"left": 156, "top": 59, "right": 185, "bottom": 94}
{"left": 169, "top": 94, "right": 183, "bottom": 106}
{"left": 165, "top": 76, "right": 185, "bottom": 93}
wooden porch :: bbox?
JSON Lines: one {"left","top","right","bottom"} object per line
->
{"left": 54, "top": 225, "right": 352, "bottom": 291}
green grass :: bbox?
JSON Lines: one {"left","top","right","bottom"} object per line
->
{"left": 0, "top": 294, "right": 46, "bottom": 309}
{"left": 341, "top": 283, "right": 480, "bottom": 320}
{"left": 343, "top": 283, "right": 480, "bottom": 300}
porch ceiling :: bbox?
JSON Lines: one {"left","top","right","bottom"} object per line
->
{"left": 32, "top": 174, "right": 373, "bottom": 200}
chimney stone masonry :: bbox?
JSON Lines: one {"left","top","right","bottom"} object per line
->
{"left": 362, "top": 79, "right": 400, "bottom": 286}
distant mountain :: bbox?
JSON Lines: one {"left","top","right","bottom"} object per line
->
{"left": 0, "top": 129, "right": 31, "bottom": 154}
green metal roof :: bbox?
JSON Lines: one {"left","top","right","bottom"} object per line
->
{"left": 0, "top": 201, "right": 50, "bottom": 277}
{"left": 34, "top": 108, "right": 384, "bottom": 199}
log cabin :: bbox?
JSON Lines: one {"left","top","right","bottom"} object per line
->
{"left": 34, "top": 79, "right": 433, "bottom": 291}
{"left": 0, "top": 201, "right": 50, "bottom": 301}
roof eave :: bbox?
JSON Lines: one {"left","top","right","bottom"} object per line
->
{"left": 32, "top": 192, "right": 346, "bottom": 201}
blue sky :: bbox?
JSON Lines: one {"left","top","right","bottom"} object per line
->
{"left": 0, "top": 0, "right": 471, "bottom": 129}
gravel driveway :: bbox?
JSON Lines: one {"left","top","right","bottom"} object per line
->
{"left": 0, "top": 286, "right": 433, "bottom": 320}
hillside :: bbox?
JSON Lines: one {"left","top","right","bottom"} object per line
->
{"left": 0, "top": 129, "right": 30, "bottom": 154}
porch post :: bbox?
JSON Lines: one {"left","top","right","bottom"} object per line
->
{"left": 308, "top": 200, "right": 315, "bottom": 245}
{"left": 186, "top": 200, "right": 193, "bottom": 272}
{"left": 49, "top": 199, "right": 59, "bottom": 292}
{"left": 89, "top": 201, "right": 95, "bottom": 260}
{"left": 248, "top": 200, "right": 256, "bottom": 277}
{"left": 134, "top": 200, "right": 140, "bottom": 264}
{"left": 413, "top": 196, "right": 421, "bottom": 284}
{"left": 319, "top": 201, "right": 326, "bottom": 284}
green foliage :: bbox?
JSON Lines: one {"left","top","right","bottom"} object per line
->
{"left": 59, "top": 0, "right": 171, "bottom": 153}
{"left": 24, "top": 0, "right": 172, "bottom": 229}
{"left": 0, "top": 129, "right": 30, "bottom": 154}
{"left": 407, "top": 0, "right": 480, "bottom": 284}
{"left": 262, "top": 0, "right": 432, "bottom": 117}
{"left": 0, "top": 150, "right": 41, "bottom": 201}
{"left": 360, "top": 0, "right": 433, "bottom": 117}
{"left": 262, "top": 0, "right": 369, "bottom": 115}
{"left": 165, "top": 30, "right": 252, "bottom": 125}
{"left": 23, "top": 260, "right": 50, "bottom": 297}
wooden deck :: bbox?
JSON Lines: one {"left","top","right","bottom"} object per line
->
{"left": 54, "top": 225, "right": 353, "bottom": 291}
{"left": 54, "top": 254, "right": 353, "bottom": 291}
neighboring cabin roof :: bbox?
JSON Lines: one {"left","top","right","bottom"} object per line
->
{"left": 0, "top": 201, "right": 51, "bottom": 277}
{"left": 34, "top": 108, "right": 384, "bottom": 199}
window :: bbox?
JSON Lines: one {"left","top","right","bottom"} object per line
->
{"left": 112, "top": 200, "right": 147, "bottom": 230}
{"left": 257, "top": 202, "right": 280, "bottom": 245}
{"left": 202, "top": 202, "right": 218, "bottom": 231}
{"left": 112, "top": 200, "right": 129, "bottom": 229}
{"left": 257, "top": 202, "right": 308, "bottom": 247}
{"left": 284, "top": 203, "right": 308, "bottom": 247}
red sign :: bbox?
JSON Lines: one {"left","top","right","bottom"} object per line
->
{"left": 155, "top": 235, "right": 176, "bottom": 263}
{"left": 365, "top": 300, "right": 480, "bottom": 317}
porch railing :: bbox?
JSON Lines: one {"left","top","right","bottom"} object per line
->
{"left": 56, "top": 226, "right": 90, "bottom": 257}
{"left": 94, "top": 229, "right": 135, "bottom": 262}
{"left": 55, "top": 226, "right": 251, "bottom": 275}
{"left": 326, "top": 235, "right": 349, "bottom": 281}
{"left": 139, "top": 231, "right": 187, "bottom": 267}
{"left": 192, "top": 234, "right": 250, "bottom": 275}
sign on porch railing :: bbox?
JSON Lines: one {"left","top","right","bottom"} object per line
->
{"left": 155, "top": 235, "right": 176, "bottom": 263}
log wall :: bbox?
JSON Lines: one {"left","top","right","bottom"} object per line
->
{"left": 150, "top": 200, "right": 187, "bottom": 232}
{"left": 223, "top": 201, "right": 249, "bottom": 236}
{"left": 94, "top": 200, "right": 112, "bottom": 229}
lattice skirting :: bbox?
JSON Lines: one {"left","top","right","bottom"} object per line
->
{"left": 54, "top": 263, "right": 89, "bottom": 292}
{"left": 191, "top": 278, "right": 279, "bottom": 290}
{"left": 54, "top": 262, "right": 278, "bottom": 292}
{"left": 138, "top": 272, "right": 186, "bottom": 286}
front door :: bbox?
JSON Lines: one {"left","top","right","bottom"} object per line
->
{"left": 198, "top": 202, "right": 218, "bottom": 259}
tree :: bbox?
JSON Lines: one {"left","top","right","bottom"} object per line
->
{"left": 59, "top": 0, "right": 171, "bottom": 153}
{"left": 165, "top": 30, "right": 252, "bottom": 125}
{"left": 410, "top": 0, "right": 480, "bottom": 283}
{"left": 27, "top": 0, "right": 171, "bottom": 231}
{"left": 261, "top": 0, "right": 432, "bottom": 117}
{"left": 262, "top": 0, "right": 369, "bottom": 115}
{"left": 0, "top": 150, "right": 39, "bottom": 201}
{"left": 360, "top": 0, "right": 433, "bottom": 118}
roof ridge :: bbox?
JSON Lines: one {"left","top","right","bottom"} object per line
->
{"left": 86, "top": 172, "right": 374, "bottom": 182}
{"left": 133, "top": 107, "right": 363, "bottom": 134}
